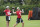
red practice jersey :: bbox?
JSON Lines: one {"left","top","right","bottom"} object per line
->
{"left": 16, "top": 10, "right": 21, "bottom": 18}
{"left": 4, "top": 9, "right": 11, "bottom": 16}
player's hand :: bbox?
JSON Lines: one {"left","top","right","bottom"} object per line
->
{"left": 8, "top": 12, "right": 12, "bottom": 15}
{"left": 22, "top": 9, "right": 24, "bottom": 13}
{"left": 12, "top": 7, "right": 15, "bottom": 10}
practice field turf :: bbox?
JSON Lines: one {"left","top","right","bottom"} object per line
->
{"left": 0, "top": 15, "right": 40, "bottom": 27}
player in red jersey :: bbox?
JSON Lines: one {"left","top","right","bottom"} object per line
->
{"left": 4, "top": 6, "right": 11, "bottom": 27}
{"left": 13, "top": 7, "right": 24, "bottom": 27}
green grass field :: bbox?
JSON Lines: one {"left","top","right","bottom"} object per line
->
{"left": 0, "top": 15, "right": 40, "bottom": 27}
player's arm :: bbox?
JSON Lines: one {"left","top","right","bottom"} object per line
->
{"left": 4, "top": 10, "right": 6, "bottom": 12}
{"left": 21, "top": 9, "right": 24, "bottom": 13}
{"left": 3, "top": 10, "right": 6, "bottom": 15}
{"left": 12, "top": 7, "right": 16, "bottom": 14}
{"left": 12, "top": 9, "right": 16, "bottom": 14}
{"left": 13, "top": 12, "right": 16, "bottom": 14}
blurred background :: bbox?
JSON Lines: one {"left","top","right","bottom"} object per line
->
{"left": 0, "top": 0, "right": 40, "bottom": 16}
